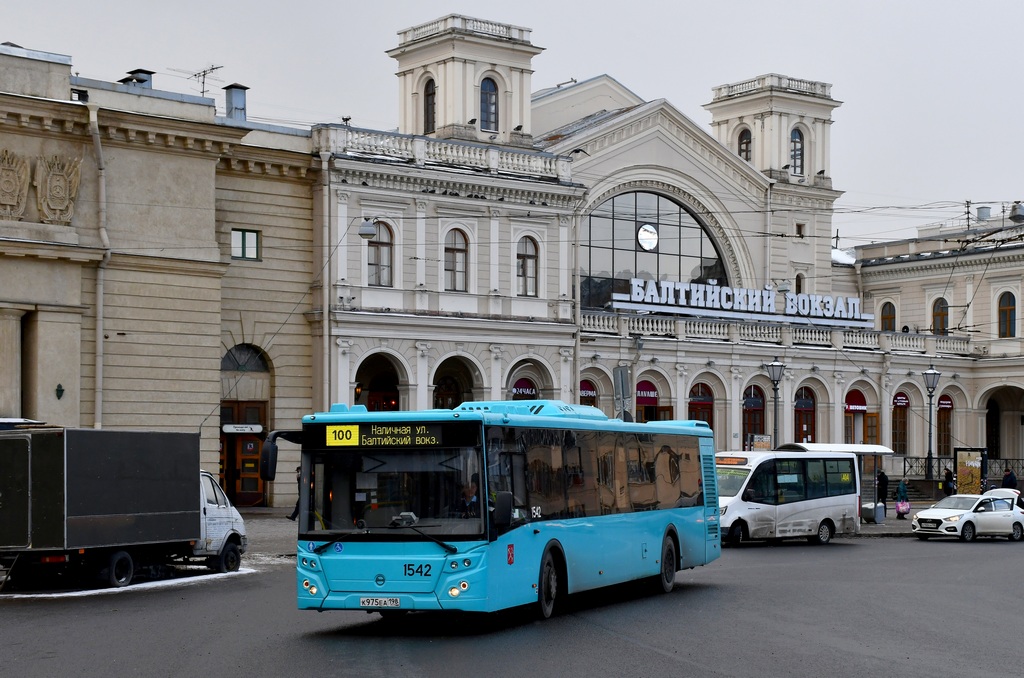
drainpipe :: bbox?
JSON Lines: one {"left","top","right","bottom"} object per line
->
{"left": 319, "top": 152, "right": 332, "bottom": 411}
{"left": 764, "top": 180, "right": 775, "bottom": 289}
{"left": 87, "top": 103, "right": 111, "bottom": 428}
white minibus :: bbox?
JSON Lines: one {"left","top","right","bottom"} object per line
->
{"left": 717, "top": 447, "right": 865, "bottom": 544}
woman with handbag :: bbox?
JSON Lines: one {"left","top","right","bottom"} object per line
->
{"left": 895, "top": 477, "right": 910, "bottom": 519}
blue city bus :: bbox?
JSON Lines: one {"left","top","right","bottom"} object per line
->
{"left": 259, "top": 400, "right": 720, "bottom": 618}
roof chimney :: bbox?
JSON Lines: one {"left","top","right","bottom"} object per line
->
{"left": 976, "top": 206, "right": 991, "bottom": 221}
{"left": 119, "top": 68, "right": 155, "bottom": 88}
{"left": 223, "top": 83, "right": 249, "bottom": 121}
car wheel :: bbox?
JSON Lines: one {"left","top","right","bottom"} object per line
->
{"left": 808, "top": 520, "right": 833, "bottom": 545}
{"left": 215, "top": 541, "right": 241, "bottom": 573}
{"left": 1010, "top": 523, "right": 1024, "bottom": 542}
{"left": 959, "top": 522, "right": 976, "bottom": 542}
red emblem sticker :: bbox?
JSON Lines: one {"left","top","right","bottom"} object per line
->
{"left": 507, "top": 544, "right": 515, "bottom": 565}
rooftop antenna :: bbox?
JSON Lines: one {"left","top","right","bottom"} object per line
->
{"left": 168, "top": 64, "right": 224, "bottom": 97}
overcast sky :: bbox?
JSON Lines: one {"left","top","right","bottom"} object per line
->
{"left": 7, "top": 0, "right": 1023, "bottom": 247}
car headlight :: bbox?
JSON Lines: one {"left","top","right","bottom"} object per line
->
{"left": 947, "top": 515, "right": 961, "bottom": 523}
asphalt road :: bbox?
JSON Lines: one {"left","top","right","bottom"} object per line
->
{"left": 2, "top": 517, "right": 1018, "bottom": 678}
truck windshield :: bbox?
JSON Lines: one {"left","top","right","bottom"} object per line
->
{"left": 306, "top": 429, "right": 485, "bottom": 538}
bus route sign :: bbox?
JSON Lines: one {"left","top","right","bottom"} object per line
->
{"left": 325, "top": 423, "right": 443, "bottom": 447}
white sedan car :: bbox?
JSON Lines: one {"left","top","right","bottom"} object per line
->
{"left": 912, "top": 493, "right": 1024, "bottom": 541}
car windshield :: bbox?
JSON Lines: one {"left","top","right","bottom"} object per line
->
{"left": 716, "top": 467, "right": 751, "bottom": 498}
{"left": 932, "top": 496, "right": 978, "bottom": 511}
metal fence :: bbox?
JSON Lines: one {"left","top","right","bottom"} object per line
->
{"left": 902, "top": 456, "right": 1024, "bottom": 486}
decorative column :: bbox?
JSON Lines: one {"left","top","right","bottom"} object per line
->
{"left": 0, "top": 309, "right": 25, "bottom": 417}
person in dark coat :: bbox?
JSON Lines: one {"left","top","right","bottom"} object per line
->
{"left": 943, "top": 467, "right": 955, "bottom": 496}
{"left": 1002, "top": 467, "right": 1018, "bottom": 489}
{"left": 876, "top": 469, "right": 889, "bottom": 516}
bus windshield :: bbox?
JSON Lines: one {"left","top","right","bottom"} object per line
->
{"left": 716, "top": 467, "right": 750, "bottom": 497}
{"left": 306, "top": 421, "right": 484, "bottom": 537}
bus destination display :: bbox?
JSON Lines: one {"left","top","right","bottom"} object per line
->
{"left": 325, "top": 423, "right": 442, "bottom": 447}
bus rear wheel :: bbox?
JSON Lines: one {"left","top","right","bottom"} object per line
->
{"left": 538, "top": 549, "right": 560, "bottom": 619}
{"left": 655, "top": 535, "right": 677, "bottom": 593}
{"left": 808, "top": 520, "right": 833, "bottom": 545}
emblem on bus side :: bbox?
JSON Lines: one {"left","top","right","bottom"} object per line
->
{"left": 507, "top": 544, "right": 514, "bottom": 565}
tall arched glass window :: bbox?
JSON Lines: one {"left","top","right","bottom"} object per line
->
{"left": 880, "top": 302, "right": 896, "bottom": 332}
{"left": 737, "top": 129, "right": 752, "bottom": 161}
{"left": 581, "top": 191, "right": 726, "bottom": 308}
{"left": 688, "top": 382, "right": 714, "bottom": 430}
{"left": 444, "top": 229, "right": 468, "bottom": 292}
{"left": 423, "top": 79, "right": 436, "bottom": 134}
{"left": 480, "top": 78, "right": 498, "bottom": 132}
{"left": 932, "top": 297, "right": 949, "bottom": 336}
{"left": 998, "top": 291, "right": 1016, "bottom": 338}
{"left": 789, "top": 128, "right": 804, "bottom": 175}
{"left": 516, "top": 236, "right": 538, "bottom": 297}
{"left": 368, "top": 221, "right": 393, "bottom": 287}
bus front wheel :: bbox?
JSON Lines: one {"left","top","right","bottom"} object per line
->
{"left": 537, "top": 549, "right": 561, "bottom": 619}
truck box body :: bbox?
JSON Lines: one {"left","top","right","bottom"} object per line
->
{"left": 0, "top": 428, "right": 200, "bottom": 552}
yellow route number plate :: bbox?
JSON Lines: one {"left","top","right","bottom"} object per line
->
{"left": 326, "top": 425, "right": 358, "bottom": 446}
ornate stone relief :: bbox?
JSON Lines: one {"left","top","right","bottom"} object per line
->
{"left": 34, "top": 155, "right": 82, "bottom": 225}
{"left": 0, "top": 149, "right": 83, "bottom": 225}
{"left": 0, "top": 149, "right": 30, "bottom": 220}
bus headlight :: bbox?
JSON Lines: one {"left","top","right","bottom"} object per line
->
{"left": 448, "top": 587, "right": 461, "bottom": 598}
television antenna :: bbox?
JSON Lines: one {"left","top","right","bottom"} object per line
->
{"left": 168, "top": 64, "right": 224, "bottom": 97}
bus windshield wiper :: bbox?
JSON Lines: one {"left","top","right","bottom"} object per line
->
{"left": 388, "top": 512, "right": 458, "bottom": 554}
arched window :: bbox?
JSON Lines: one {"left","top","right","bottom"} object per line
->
{"left": 368, "top": 220, "right": 393, "bottom": 287}
{"left": 737, "top": 129, "right": 751, "bottom": 161}
{"left": 794, "top": 386, "right": 816, "bottom": 444}
{"left": 794, "top": 273, "right": 805, "bottom": 294}
{"left": 581, "top": 191, "right": 726, "bottom": 308}
{"left": 480, "top": 78, "right": 498, "bottom": 132}
{"left": 789, "top": 128, "right": 804, "bottom": 175}
{"left": 998, "top": 291, "right": 1016, "bottom": 338}
{"left": 220, "top": 344, "right": 269, "bottom": 372}
{"left": 880, "top": 302, "right": 896, "bottom": 332}
{"left": 516, "top": 236, "right": 538, "bottom": 297}
{"left": 891, "top": 392, "right": 909, "bottom": 455}
{"left": 932, "top": 297, "right": 949, "bottom": 336}
{"left": 742, "top": 385, "right": 766, "bottom": 449}
{"left": 423, "top": 79, "right": 436, "bottom": 135}
{"left": 444, "top": 229, "right": 468, "bottom": 292}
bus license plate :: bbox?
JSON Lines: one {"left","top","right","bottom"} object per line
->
{"left": 360, "top": 597, "right": 400, "bottom": 608}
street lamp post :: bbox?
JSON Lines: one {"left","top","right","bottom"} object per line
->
{"left": 766, "top": 357, "right": 786, "bottom": 450}
{"left": 922, "top": 364, "right": 941, "bottom": 481}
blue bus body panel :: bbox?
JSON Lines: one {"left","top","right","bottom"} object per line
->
{"left": 294, "top": 401, "right": 719, "bottom": 613}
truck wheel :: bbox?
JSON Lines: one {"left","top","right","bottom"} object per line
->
{"left": 215, "top": 542, "right": 241, "bottom": 573}
{"left": 108, "top": 551, "right": 134, "bottom": 588}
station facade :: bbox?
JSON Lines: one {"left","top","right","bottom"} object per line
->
{"left": 2, "top": 15, "right": 1022, "bottom": 505}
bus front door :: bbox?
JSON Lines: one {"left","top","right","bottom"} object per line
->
{"left": 744, "top": 461, "right": 778, "bottom": 539}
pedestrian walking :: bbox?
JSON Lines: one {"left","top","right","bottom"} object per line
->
{"left": 876, "top": 469, "right": 889, "bottom": 517}
{"left": 1002, "top": 467, "right": 1018, "bottom": 489}
{"left": 895, "top": 477, "right": 910, "bottom": 519}
{"left": 943, "top": 467, "right": 955, "bottom": 496}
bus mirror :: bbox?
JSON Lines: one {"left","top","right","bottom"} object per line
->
{"left": 259, "top": 439, "right": 278, "bottom": 481}
{"left": 493, "top": 491, "right": 513, "bottom": 528}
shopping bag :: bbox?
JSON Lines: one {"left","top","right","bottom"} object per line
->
{"left": 896, "top": 500, "right": 911, "bottom": 515}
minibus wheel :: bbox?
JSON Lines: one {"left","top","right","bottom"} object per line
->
{"left": 728, "top": 521, "right": 748, "bottom": 544}
{"left": 808, "top": 520, "right": 833, "bottom": 545}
